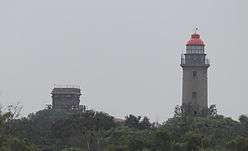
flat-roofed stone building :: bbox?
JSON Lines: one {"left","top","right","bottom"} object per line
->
{"left": 51, "top": 85, "right": 81, "bottom": 110}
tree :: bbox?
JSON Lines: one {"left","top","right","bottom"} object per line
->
{"left": 0, "top": 137, "right": 40, "bottom": 151}
{"left": 0, "top": 104, "right": 39, "bottom": 151}
{"left": 226, "top": 136, "right": 248, "bottom": 151}
{"left": 150, "top": 128, "right": 172, "bottom": 151}
{"left": 4, "top": 104, "right": 248, "bottom": 151}
{"left": 125, "top": 115, "right": 141, "bottom": 129}
{"left": 125, "top": 115, "right": 152, "bottom": 130}
{"left": 239, "top": 115, "right": 248, "bottom": 136}
{"left": 183, "top": 131, "right": 203, "bottom": 151}
{"left": 139, "top": 117, "right": 152, "bottom": 130}
{"left": 174, "top": 105, "right": 183, "bottom": 118}
{"left": 208, "top": 105, "right": 217, "bottom": 117}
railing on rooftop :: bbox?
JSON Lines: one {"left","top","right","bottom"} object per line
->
{"left": 181, "top": 54, "right": 210, "bottom": 66}
{"left": 53, "top": 84, "right": 80, "bottom": 89}
{"left": 205, "top": 58, "right": 210, "bottom": 65}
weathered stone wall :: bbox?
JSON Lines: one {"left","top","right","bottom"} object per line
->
{"left": 182, "top": 66, "right": 208, "bottom": 115}
{"left": 51, "top": 88, "right": 81, "bottom": 110}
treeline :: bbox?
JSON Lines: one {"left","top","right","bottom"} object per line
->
{"left": 0, "top": 105, "right": 248, "bottom": 151}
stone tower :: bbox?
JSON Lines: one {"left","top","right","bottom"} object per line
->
{"left": 51, "top": 85, "right": 81, "bottom": 111}
{"left": 180, "top": 32, "right": 210, "bottom": 115}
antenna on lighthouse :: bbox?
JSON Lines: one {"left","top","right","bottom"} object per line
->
{"left": 194, "top": 26, "right": 199, "bottom": 34}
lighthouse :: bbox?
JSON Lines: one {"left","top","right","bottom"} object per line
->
{"left": 181, "top": 31, "right": 210, "bottom": 116}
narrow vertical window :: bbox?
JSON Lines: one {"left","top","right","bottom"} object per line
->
{"left": 193, "top": 71, "right": 197, "bottom": 78}
{"left": 192, "top": 92, "right": 197, "bottom": 99}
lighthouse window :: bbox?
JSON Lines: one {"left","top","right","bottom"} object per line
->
{"left": 193, "top": 71, "right": 197, "bottom": 78}
{"left": 192, "top": 92, "right": 197, "bottom": 99}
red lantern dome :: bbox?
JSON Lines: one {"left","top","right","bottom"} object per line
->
{"left": 186, "top": 33, "right": 205, "bottom": 46}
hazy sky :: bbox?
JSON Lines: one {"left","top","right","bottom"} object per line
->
{"left": 0, "top": 0, "right": 247, "bottom": 121}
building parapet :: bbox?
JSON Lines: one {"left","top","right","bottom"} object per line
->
{"left": 181, "top": 54, "right": 210, "bottom": 67}
{"left": 53, "top": 84, "right": 80, "bottom": 89}
{"left": 51, "top": 85, "right": 81, "bottom": 95}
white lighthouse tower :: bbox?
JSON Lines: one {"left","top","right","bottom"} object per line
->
{"left": 181, "top": 31, "right": 210, "bottom": 115}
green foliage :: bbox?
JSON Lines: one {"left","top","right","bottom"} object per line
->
{"left": 51, "top": 110, "right": 115, "bottom": 149}
{"left": 0, "top": 105, "right": 39, "bottom": 151}
{"left": 0, "top": 137, "right": 40, "bottom": 151}
{"left": 208, "top": 104, "right": 217, "bottom": 117}
{"left": 125, "top": 114, "right": 152, "bottom": 130}
{"left": 104, "top": 126, "right": 151, "bottom": 151}
{"left": 6, "top": 108, "right": 116, "bottom": 150}
{"left": 150, "top": 127, "right": 172, "bottom": 151}
{"left": 226, "top": 136, "right": 248, "bottom": 151}
{"left": 239, "top": 115, "right": 248, "bottom": 136}
{"left": 2, "top": 104, "right": 248, "bottom": 151}
{"left": 183, "top": 131, "right": 204, "bottom": 151}
{"left": 61, "top": 147, "right": 82, "bottom": 151}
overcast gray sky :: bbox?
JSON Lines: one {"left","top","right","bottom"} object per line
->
{"left": 0, "top": 0, "right": 247, "bottom": 121}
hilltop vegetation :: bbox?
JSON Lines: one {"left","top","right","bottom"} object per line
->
{"left": 0, "top": 104, "right": 248, "bottom": 151}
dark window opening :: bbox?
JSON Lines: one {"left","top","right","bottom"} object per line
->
{"left": 192, "top": 92, "right": 197, "bottom": 99}
{"left": 193, "top": 71, "right": 197, "bottom": 78}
